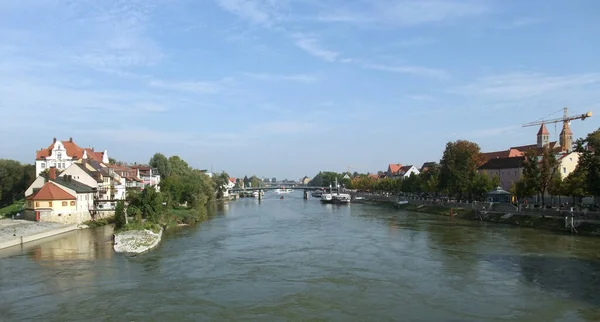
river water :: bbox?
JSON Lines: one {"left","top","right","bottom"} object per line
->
{"left": 1, "top": 191, "right": 600, "bottom": 321}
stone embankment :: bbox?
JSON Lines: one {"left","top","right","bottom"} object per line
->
{"left": 113, "top": 229, "right": 163, "bottom": 254}
{"left": 0, "top": 219, "right": 85, "bottom": 250}
{"left": 352, "top": 193, "right": 600, "bottom": 236}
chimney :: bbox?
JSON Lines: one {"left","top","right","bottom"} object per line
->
{"left": 53, "top": 137, "right": 57, "bottom": 143}
{"left": 69, "top": 137, "right": 73, "bottom": 143}
{"left": 49, "top": 167, "right": 57, "bottom": 180}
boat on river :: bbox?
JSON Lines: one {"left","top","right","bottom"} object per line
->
{"left": 274, "top": 188, "right": 293, "bottom": 194}
{"left": 319, "top": 178, "right": 351, "bottom": 204}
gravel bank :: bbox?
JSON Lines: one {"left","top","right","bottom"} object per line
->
{"left": 113, "top": 229, "right": 163, "bottom": 254}
{"left": 0, "top": 219, "right": 82, "bottom": 249}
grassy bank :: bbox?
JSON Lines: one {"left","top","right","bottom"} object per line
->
{"left": 0, "top": 200, "right": 24, "bottom": 218}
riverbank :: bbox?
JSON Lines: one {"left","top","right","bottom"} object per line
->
{"left": 354, "top": 195, "right": 600, "bottom": 236}
{"left": 0, "top": 219, "right": 84, "bottom": 250}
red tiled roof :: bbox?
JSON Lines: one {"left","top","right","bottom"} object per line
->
{"left": 36, "top": 138, "right": 105, "bottom": 161}
{"left": 481, "top": 148, "right": 524, "bottom": 162}
{"left": 537, "top": 124, "right": 549, "bottom": 135}
{"left": 229, "top": 178, "right": 236, "bottom": 183}
{"left": 388, "top": 163, "right": 402, "bottom": 173}
{"left": 399, "top": 165, "right": 413, "bottom": 173}
{"left": 26, "top": 182, "right": 76, "bottom": 201}
{"left": 368, "top": 174, "right": 379, "bottom": 180}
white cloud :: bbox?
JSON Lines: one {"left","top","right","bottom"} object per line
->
{"left": 395, "top": 37, "right": 437, "bottom": 47}
{"left": 148, "top": 79, "right": 224, "bottom": 94}
{"left": 456, "top": 72, "right": 600, "bottom": 99}
{"left": 406, "top": 94, "right": 436, "bottom": 101}
{"left": 214, "top": 0, "right": 282, "bottom": 27}
{"left": 313, "top": 0, "right": 489, "bottom": 27}
{"left": 497, "top": 17, "right": 544, "bottom": 30}
{"left": 292, "top": 35, "right": 340, "bottom": 62}
{"left": 243, "top": 72, "right": 318, "bottom": 82}
{"left": 365, "top": 63, "right": 449, "bottom": 80}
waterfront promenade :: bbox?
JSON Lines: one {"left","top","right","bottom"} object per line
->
{"left": 0, "top": 219, "right": 79, "bottom": 250}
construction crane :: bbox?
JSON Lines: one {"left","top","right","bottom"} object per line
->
{"left": 522, "top": 107, "right": 592, "bottom": 152}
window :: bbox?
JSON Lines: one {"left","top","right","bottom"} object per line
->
{"left": 62, "top": 201, "right": 68, "bottom": 206}
{"left": 70, "top": 201, "right": 76, "bottom": 206}
{"left": 35, "top": 202, "right": 39, "bottom": 207}
{"left": 48, "top": 201, "right": 53, "bottom": 207}
{"left": 41, "top": 163, "right": 46, "bottom": 169}
{"left": 57, "top": 152, "right": 62, "bottom": 160}
{"left": 563, "top": 167, "right": 567, "bottom": 174}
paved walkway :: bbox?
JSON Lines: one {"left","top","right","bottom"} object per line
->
{"left": 0, "top": 219, "right": 76, "bottom": 250}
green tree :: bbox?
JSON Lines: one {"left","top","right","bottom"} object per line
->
{"left": 562, "top": 167, "right": 588, "bottom": 205}
{"left": 212, "top": 172, "right": 230, "bottom": 199}
{"left": 249, "top": 175, "right": 261, "bottom": 188}
{"left": 439, "top": 140, "right": 483, "bottom": 200}
{"left": 149, "top": 153, "right": 171, "bottom": 178}
{"left": 469, "top": 172, "right": 494, "bottom": 201}
{"left": 575, "top": 128, "right": 600, "bottom": 200}
{"left": 0, "top": 160, "right": 36, "bottom": 207}
{"left": 114, "top": 200, "right": 127, "bottom": 230}
{"left": 140, "top": 186, "right": 164, "bottom": 224}
{"left": 519, "top": 149, "right": 541, "bottom": 199}
{"left": 108, "top": 157, "right": 117, "bottom": 165}
{"left": 168, "top": 155, "right": 189, "bottom": 176}
{"left": 419, "top": 167, "right": 440, "bottom": 195}
{"left": 538, "top": 146, "right": 558, "bottom": 206}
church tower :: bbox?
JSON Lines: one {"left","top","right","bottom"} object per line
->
{"left": 537, "top": 124, "right": 550, "bottom": 148}
{"left": 560, "top": 122, "right": 573, "bottom": 152}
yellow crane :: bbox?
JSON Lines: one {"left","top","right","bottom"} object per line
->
{"left": 522, "top": 107, "right": 592, "bottom": 152}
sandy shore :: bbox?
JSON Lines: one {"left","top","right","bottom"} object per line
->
{"left": 0, "top": 219, "right": 79, "bottom": 249}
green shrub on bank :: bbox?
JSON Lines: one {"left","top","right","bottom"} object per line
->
{"left": 0, "top": 200, "right": 24, "bottom": 218}
{"left": 83, "top": 217, "right": 115, "bottom": 228}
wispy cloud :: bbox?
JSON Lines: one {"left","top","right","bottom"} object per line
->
{"left": 148, "top": 78, "right": 231, "bottom": 94}
{"left": 365, "top": 63, "right": 449, "bottom": 80}
{"left": 497, "top": 17, "right": 544, "bottom": 30}
{"left": 243, "top": 72, "right": 318, "bottom": 83}
{"left": 406, "top": 94, "right": 436, "bottom": 101}
{"left": 455, "top": 72, "right": 600, "bottom": 99}
{"left": 214, "top": 0, "right": 281, "bottom": 27}
{"left": 292, "top": 34, "right": 340, "bottom": 62}
{"left": 395, "top": 37, "right": 437, "bottom": 47}
{"left": 313, "top": 0, "right": 489, "bottom": 27}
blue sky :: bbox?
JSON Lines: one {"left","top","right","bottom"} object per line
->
{"left": 1, "top": 0, "right": 599, "bottom": 180}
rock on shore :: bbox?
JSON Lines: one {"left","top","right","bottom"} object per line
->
{"left": 113, "top": 229, "right": 163, "bottom": 254}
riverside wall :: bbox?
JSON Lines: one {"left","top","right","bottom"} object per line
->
{"left": 0, "top": 224, "right": 79, "bottom": 250}
{"left": 352, "top": 193, "right": 600, "bottom": 236}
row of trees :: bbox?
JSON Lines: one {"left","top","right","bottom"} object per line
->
{"left": 0, "top": 160, "right": 35, "bottom": 208}
{"left": 309, "top": 128, "right": 600, "bottom": 204}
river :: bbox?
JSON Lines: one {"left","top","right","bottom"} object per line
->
{"left": 1, "top": 191, "right": 600, "bottom": 321}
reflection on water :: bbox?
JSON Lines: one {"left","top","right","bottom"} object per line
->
{"left": 1, "top": 196, "right": 600, "bottom": 321}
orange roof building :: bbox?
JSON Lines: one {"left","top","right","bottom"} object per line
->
{"left": 26, "top": 181, "right": 76, "bottom": 211}
{"left": 35, "top": 137, "right": 109, "bottom": 177}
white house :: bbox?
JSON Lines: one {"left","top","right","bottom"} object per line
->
{"left": 24, "top": 167, "right": 96, "bottom": 224}
{"left": 398, "top": 165, "right": 420, "bottom": 179}
{"left": 35, "top": 137, "right": 109, "bottom": 176}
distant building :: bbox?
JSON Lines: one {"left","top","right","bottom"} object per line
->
{"left": 420, "top": 162, "right": 438, "bottom": 173}
{"left": 386, "top": 164, "right": 403, "bottom": 178}
{"left": 301, "top": 176, "right": 310, "bottom": 185}
{"left": 397, "top": 165, "right": 420, "bottom": 179}
{"left": 477, "top": 156, "right": 525, "bottom": 191}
